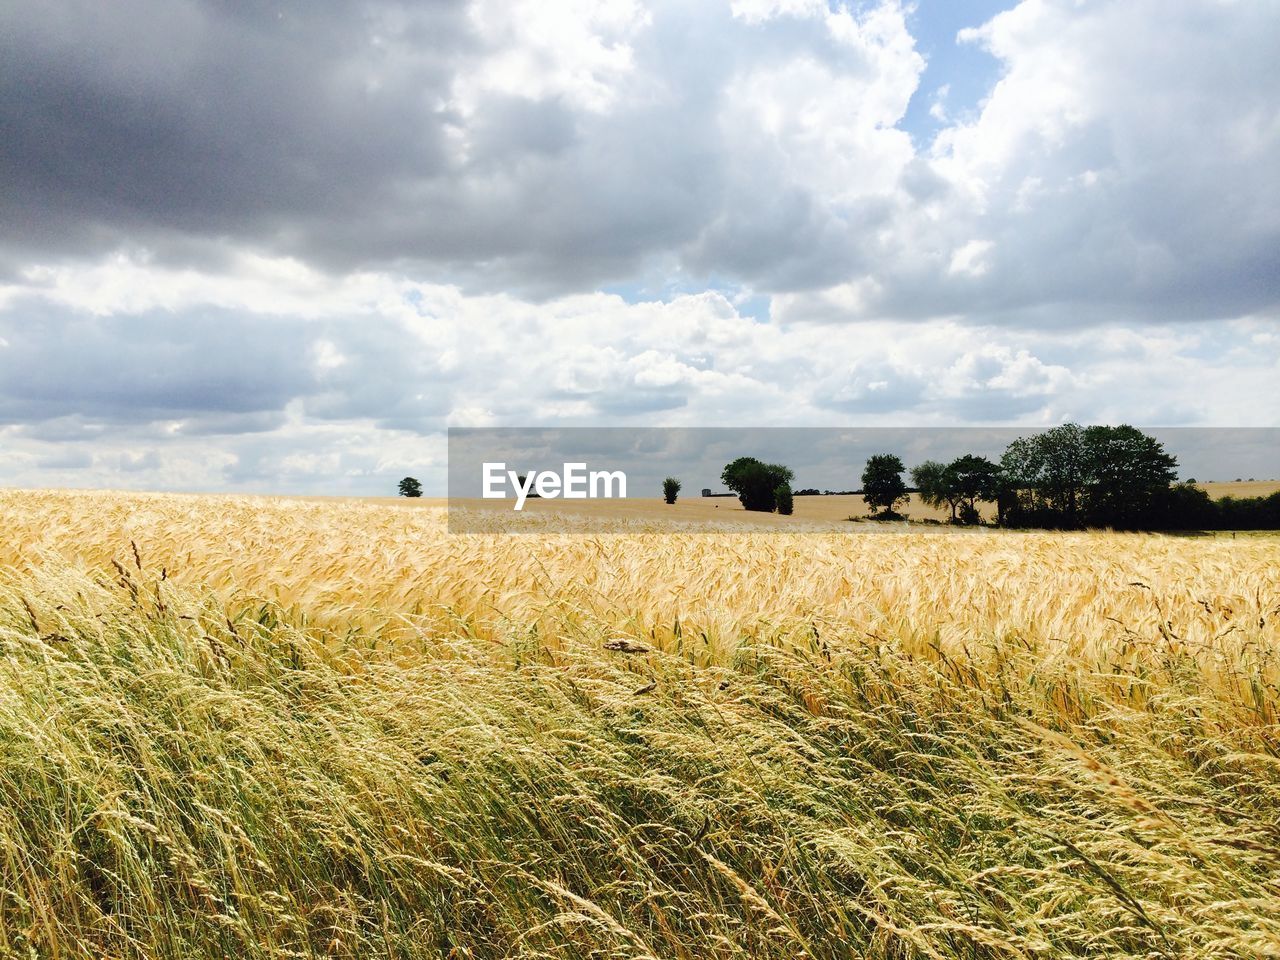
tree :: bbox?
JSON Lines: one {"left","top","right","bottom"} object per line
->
{"left": 1000, "top": 424, "right": 1180, "bottom": 529}
{"left": 398, "top": 477, "right": 422, "bottom": 498}
{"left": 721, "top": 457, "right": 794, "bottom": 512}
{"left": 1000, "top": 424, "right": 1088, "bottom": 527}
{"left": 947, "top": 454, "right": 1003, "bottom": 524}
{"left": 911, "top": 460, "right": 958, "bottom": 521}
{"left": 1215, "top": 491, "right": 1280, "bottom": 530}
{"left": 662, "top": 477, "right": 681, "bottom": 504}
{"left": 861, "top": 454, "right": 908, "bottom": 516}
{"left": 1158, "top": 482, "right": 1217, "bottom": 530}
{"left": 1081, "top": 425, "right": 1177, "bottom": 528}
{"left": 775, "top": 482, "right": 793, "bottom": 516}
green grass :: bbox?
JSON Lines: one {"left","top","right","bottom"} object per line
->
{"left": 2, "top": 566, "right": 1278, "bottom": 959}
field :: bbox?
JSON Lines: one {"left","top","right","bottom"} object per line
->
{"left": 453, "top": 480, "right": 1280, "bottom": 527}
{"left": 2, "top": 488, "right": 1279, "bottom": 959}
{"left": 452, "top": 490, "right": 969, "bottom": 525}
{"left": 1195, "top": 481, "right": 1280, "bottom": 500}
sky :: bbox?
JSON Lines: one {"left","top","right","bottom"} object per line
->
{"left": 1, "top": 0, "right": 1277, "bottom": 496}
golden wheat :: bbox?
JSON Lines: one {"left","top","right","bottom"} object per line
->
{"left": 2, "top": 487, "right": 1276, "bottom": 669}
{"left": 1, "top": 488, "right": 1278, "bottom": 958}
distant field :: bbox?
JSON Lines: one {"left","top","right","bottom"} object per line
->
{"left": 450, "top": 479, "right": 1280, "bottom": 527}
{"left": 1, "top": 488, "right": 1279, "bottom": 958}
{"left": 459, "top": 490, "right": 966, "bottom": 525}
{"left": 1196, "top": 480, "right": 1280, "bottom": 499}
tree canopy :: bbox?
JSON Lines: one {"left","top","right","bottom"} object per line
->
{"left": 1080, "top": 425, "right": 1177, "bottom": 528}
{"left": 1000, "top": 424, "right": 1179, "bottom": 529}
{"left": 774, "top": 482, "right": 793, "bottom": 516}
{"left": 911, "top": 460, "right": 956, "bottom": 520}
{"left": 721, "top": 457, "right": 794, "bottom": 512}
{"left": 948, "top": 454, "right": 1003, "bottom": 523}
{"left": 861, "top": 454, "right": 908, "bottom": 515}
{"left": 1001, "top": 423, "right": 1088, "bottom": 527}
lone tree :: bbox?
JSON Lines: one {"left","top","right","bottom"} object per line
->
{"left": 721, "top": 457, "right": 794, "bottom": 512}
{"left": 861, "top": 454, "right": 908, "bottom": 516}
{"left": 662, "top": 477, "right": 681, "bottom": 504}
{"left": 398, "top": 476, "right": 422, "bottom": 498}
{"left": 774, "top": 481, "right": 794, "bottom": 516}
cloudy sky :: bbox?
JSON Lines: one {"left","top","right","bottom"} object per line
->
{"left": 1, "top": 0, "right": 1277, "bottom": 495}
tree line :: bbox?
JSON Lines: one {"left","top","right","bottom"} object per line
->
{"left": 693, "top": 424, "right": 1278, "bottom": 531}
{"left": 400, "top": 424, "right": 1277, "bottom": 530}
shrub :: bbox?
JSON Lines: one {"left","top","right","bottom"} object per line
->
{"left": 869, "top": 509, "right": 906, "bottom": 522}
{"left": 721, "top": 457, "right": 794, "bottom": 512}
{"left": 775, "top": 482, "right": 793, "bottom": 516}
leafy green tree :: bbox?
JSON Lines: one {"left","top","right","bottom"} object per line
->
{"left": 662, "top": 477, "right": 681, "bottom": 504}
{"left": 1216, "top": 491, "right": 1280, "bottom": 530}
{"left": 1001, "top": 424, "right": 1180, "bottom": 529}
{"left": 947, "top": 454, "right": 1003, "bottom": 523}
{"left": 861, "top": 454, "right": 908, "bottom": 516}
{"left": 774, "top": 482, "right": 793, "bottom": 516}
{"left": 911, "top": 459, "right": 958, "bottom": 521}
{"left": 721, "top": 457, "right": 794, "bottom": 512}
{"left": 398, "top": 477, "right": 422, "bottom": 498}
{"left": 1081, "top": 425, "right": 1177, "bottom": 528}
{"left": 1159, "top": 482, "right": 1217, "bottom": 529}
{"left": 1000, "top": 424, "right": 1088, "bottom": 527}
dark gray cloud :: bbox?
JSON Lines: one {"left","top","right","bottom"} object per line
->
{"left": 0, "top": 301, "right": 451, "bottom": 430}
{"left": 0, "top": 0, "right": 469, "bottom": 270}
{"left": 0, "top": 304, "right": 310, "bottom": 423}
{"left": 35, "top": 448, "right": 92, "bottom": 469}
{"left": 171, "top": 411, "right": 290, "bottom": 437}
{"left": 810, "top": 363, "right": 926, "bottom": 415}
{"left": 0, "top": 285, "right": 1274, "bottom": 494}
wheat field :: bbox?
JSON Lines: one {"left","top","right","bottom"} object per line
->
{"left": 1, "top": 488, "right": 1279, "bottom": 959}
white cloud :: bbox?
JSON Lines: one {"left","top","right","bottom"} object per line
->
{"left": 894, "top": 0, "right": 1280, "bottom": 322}
{"left": 928, "top": 83, "right": 950, "bottom": 123}
{"left": 720, "top": 51, "right": 917, "bottom": 201}
{"left": 729, "top": 0, "right": 828, "bottom": 26}
{"left": 2, "top": 252, "right": 1276, "bottom": 493}
{"left": 311, "top": 340, "right": 348, "bottom": 373}
{"left": 456, "top": 0, "right": 652, "bottom": 115}
{"left": 947, "top": 240, "right": 993, "bottom": 278}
